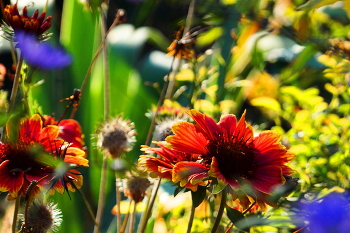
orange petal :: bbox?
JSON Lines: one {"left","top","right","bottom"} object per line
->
{"left": 167, "top": 122, "right": 208, "bottom": 154}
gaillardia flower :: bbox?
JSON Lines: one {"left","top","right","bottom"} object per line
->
{"left": 139, "top": 141, "right": 208, "bottom": 192}
{"left": 0, "top": 114, "right": 88, "bottom": 200}
{"left": 166, "top": 110, "right": 295, "bottom": 210}
{"left": 2, "top": 4, "right": 52, "bottom": 40}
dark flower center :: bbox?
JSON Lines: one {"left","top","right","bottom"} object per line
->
{"left": 206, "top": 135, "right": 257, "bottom": 181}
{"left": 1, "top": 143, "right": 45, "bottom": 174}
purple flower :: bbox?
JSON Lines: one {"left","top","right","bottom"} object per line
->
{"left": 297, "top": 193, "right": 350, "bottom": 233}
{"left": 15, "top": 31, "right": 72, "bottom": 70}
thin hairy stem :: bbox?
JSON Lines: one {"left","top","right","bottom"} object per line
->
{"left": 116, "top": 176, "right": 122, "bottom": 232}
{"left": 8, "top": 54, "right": 23, "bottom": 114}
{"left": 93, "top": 8, "right": 111, "bottom": 233}
{"left": 129, "top": 201, "right": 137, "bottom": 233}
{"left": 211, "top": 189, "right": 227, "bottom": 233}
{"left": 93, "top": 154, "right": 109, "bottom": 233}
{"left": 144, "top": 58, "right": 175, "bottom": 148}
{"left": 120, "top": 199, "right": 132, "bottom": 233}
{"left": 82, "top": 192, "right": 99, "bottom": 229}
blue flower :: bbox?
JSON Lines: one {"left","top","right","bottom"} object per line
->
{"left": 297, "top": 192, "right": 350, "bottom": 233}
{"left": 15, "top": 31, "right": 72, "bottom": 70}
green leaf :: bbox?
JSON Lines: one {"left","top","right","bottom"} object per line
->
{"left": 191, "top": 185, "right": 207, "bottom": 208}
{"left": 211, "top": 179, "right": 227, "bottom": 194}
{"left": 226, "top": 206, "right": 249, "bottom": 231}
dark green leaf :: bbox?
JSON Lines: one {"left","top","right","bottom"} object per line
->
{"left": 174, "top": 186, "right": 185, "bottom": 197}
{"left": 226, "top": 206, "right": 249, "bottom": 232}
{"left": 191, "top": 185, "right": 207, "bottom": 208}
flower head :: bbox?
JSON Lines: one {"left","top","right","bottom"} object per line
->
{"left": 166, "top": 110, "right": 295, "bottom": 210}
{"left": 22, "top": 201, "right": 62, "bottom": 233}
{"left": 296, "top": 193, "right": 350, "bottom": 233}
{"left": 0, "top": 114, "right": 88, "bottom": 200}
{"left": 2, "top": 4, "right": 52, "bottom": 41}
{"left": 124, "top": 175, "right": 151, "bottom": 203}
{"left": 15, "top": 31, "right": 72, "bottom": 70}
{"left": 97, "top": 116, "right": 136, "bottom": 159}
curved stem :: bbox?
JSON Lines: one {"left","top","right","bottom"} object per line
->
{"left": 211, "top": 189, "right": 227, "bottom": 233}
{"left": 144, "top": 57, "right": 174, "bottom": 148}
{"left": 93, "top": 155, "right": 108, "bottom": 233}
{"left": 8, "top": 54, "right": 24, "bottom": 114}
{"left": 82, "top": 192, "right": 98, "bottom": 227}
{"left": 186, "top": 205, "right": 195, "bottom": 233}
{"left": 12, "top": 197, "right": 20, "bottom": 233}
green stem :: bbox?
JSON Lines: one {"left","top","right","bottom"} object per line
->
{"left": 186, "top": 205, "right": 195, "bottom": 233}
{"left": 138, "top": 178, "right": 162, "bottom": 233}
{"left": 12, "top": 198, "right": 20, "bottom": 233}
{"left": 93, "top": 155, "right": 108, "bottom": 233}
{"left": 129, "top": 201, "right": 137, "bottom": 233}
{"left": 116, "top": 175, "right": 122, "bottom": 232}
{"left": 120, "top": 199, "right": 132, "bottom": 233}
{"left": 211, "top": 189, "right": 227, "bottom": 233}
{"left": 8, "top": 54, "right": 24, "bottom": 114}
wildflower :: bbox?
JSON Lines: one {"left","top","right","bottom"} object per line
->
{"left": 15, "top": 31, "right": 72, "bottom": 70}
{"left": 2, "top": 4, "right": 52, "bottom": 41}
{"left": 0, "top": 114, "right": 88, "bottom": 200}
{"left": 166, "top": 110, "right": 295, "bottom": 210}
{"left": 139, "top": 141, "right": 208, "bottom": 191}
{"left": 22, "top": 201, "right": 62, "bottom": 233}
{"left": 296, "top": 193, "right": 350, "bottom": 233}
{"left": 124, "top": 175, "right": 151, "bottom": 203}
{"left": 97, "top": 116, "right": 136, "bottom": 159}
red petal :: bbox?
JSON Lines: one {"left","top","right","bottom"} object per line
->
{"left": 0, "top": 161, "right": 24, "bottom": 195}
{"left": 187, "top": 109, "right": 219, "bottom": 140}
{"left": 167, "top": 122, "right": 208, "bottom": 154}
{"left": 20, "top": 114, "right": 43, "bottom": 143}
{"left": 250, "top": 165, "right": 284, "bottom": 194}
{"left": 172, "top": 161, "right": 208, "bottom": 188}
{"left": 218, "top": 114, "right": 237, "bottom": 136}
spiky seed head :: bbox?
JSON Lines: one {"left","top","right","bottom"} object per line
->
{"left": 153, "top": 117, "right": 188, "bottom": 141}
{"left": 24, "top": 201, "right": 62, "bottom": 233}
{"left": 124, "top": 176, "right": 151, "bottom": 203}
{"left": 97, "top": 116, "right": 136, "bottom": 158}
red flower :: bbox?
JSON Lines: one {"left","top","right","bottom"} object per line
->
{"left": 43, "top": 116, "right": 85, "bottom": 149}
{"left": 166, "top": 110, "right": 295, "bottom": 210}
{"left": 0, "top": 114, "right": 88, "bottom": 200}
{"left": 3, "top": 4, "right": 52, "bottom": 39}
{"left": 139, "top": 141, "right": 208, "bottom": 191}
